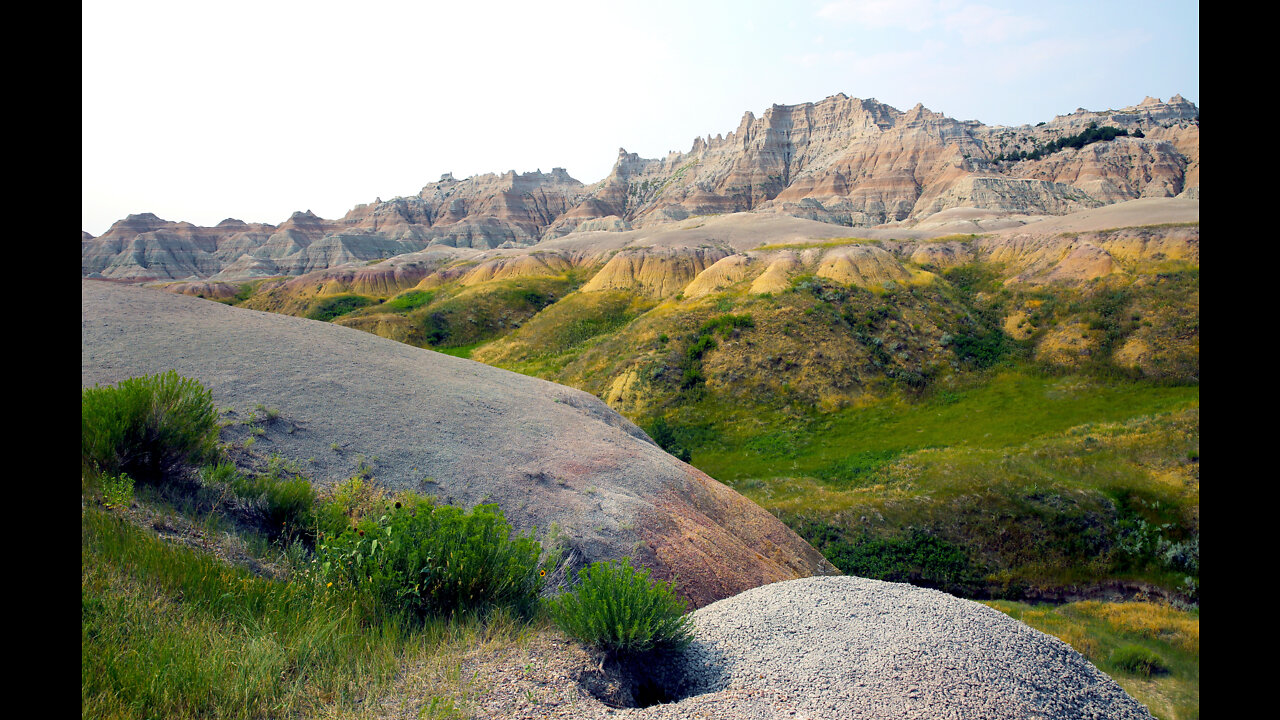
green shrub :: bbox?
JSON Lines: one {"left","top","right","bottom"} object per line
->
{"left": 198, "top": 461, "right": 316, "bottom": 538}
{"left": 314, "top": 476, "right": 389, "bottom": 536}
{"left": 82, "top": 371, "right": 219, "bottom": 482}
{"left": 101, "top": 473, "right": 135, "bottom": 509}
{"left": 795, "top": 523, "right": 982, "bottom": 595}
{"left": 1110, "top": 644, "right": 1168, "bottom": 676}
{"left": 686, "top": 334, "right": 716, "bottom": 361}
{"left": 318, "top": 496, "right": 544, "bottom": 618}
{"left": 699, "top": 313, "right": 754, "bottom": 336}
{"left": 947, "top": 327, "right": 1011, "bottom": 369}
{"left": 305, "top": 294, "right": 374, "bottom": 322}
{"left": 645, "top": 417, "right": 692, "bottom": 462}
{"left": 233, "top": 475, "right": 316, "bottom": 539}
{"left": 548, "top": 558, "right": 693, "bottom": 656}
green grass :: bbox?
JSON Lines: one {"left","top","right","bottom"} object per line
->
{"left": 658, "top": 370, "right": 1198, "bottom": 598}
{"left": 985, "top": 600, "right": 1198, "bottom": 720}
{"left": 82, "top": 505, "right": 425, "bottom": 718}
{"left": 383, "top": 289, "right": 436, "bottom": 312}
{"left": 305, "top": 294, "right": 375, "bottom": 322}
{"left": 433, "top": 341, "right": 488, "bottom": 359}
{"left": 687, "top": 370, "right": 1197, "bottom": 483}
{"left": 82, "top": 477, "right": 549, "bottom": 718}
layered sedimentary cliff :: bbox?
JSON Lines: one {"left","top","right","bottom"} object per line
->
{"left": 83, "top": 94, "right": 1198, "bottom": 282}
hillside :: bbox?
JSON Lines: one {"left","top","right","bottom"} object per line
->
{"left": 82, "top": 90, "right": 1200, "bottom": 720}
{"left": 81, "top": 280, "right": 835, "bottom": 608}
{"left": 126, "top": 191, "right": 1200, "bottom": 606}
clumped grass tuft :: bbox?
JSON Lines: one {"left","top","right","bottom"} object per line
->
{"left": 234, "top": 474, "right": 316, "bottom": 539}
{"left": 198, "top": 461, "right": 316, "bottom": 540}
{"left": 82, "top": 370, "right": 219, "bottom": 483}
{"left": 1110, "top": 644, "right": 1168, "bottom": 676}
{"left": 548, "top": 558, "right": 693, "bottom": 656}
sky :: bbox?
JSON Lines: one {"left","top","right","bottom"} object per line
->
{"left": 82, "top": 0, "right": 1199, "bottom": 236}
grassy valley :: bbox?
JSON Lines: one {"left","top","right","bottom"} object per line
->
{"left": 213, "top": 229, "right": 1200, "bottom": 604}
{"left": 184, "top": 224, "right": 1198, "bottom": 717}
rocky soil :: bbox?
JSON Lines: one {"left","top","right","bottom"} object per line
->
{"left": 360, "top": 577, "right": 1154, "bottom": 719}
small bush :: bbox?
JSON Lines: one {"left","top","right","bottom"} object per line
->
{"left": 82, "top": 371, "right": 219, "bottom": 482}
{"left": 198, "top": 461, "right": 315, "bottom": 538}
{"left": 101, "top": 473, "right": 135, "bottom": 508}
{"left": 318, "top": 496, "right": 545, "bottom": 618}
{"left": 315, "top": 476, "right": 389, "bottom": 536}
{"left": 548, "top": 558, "right": 693, "bottom": 656}
{"left": 233, "top": 475, "right": 316, "bottom": 539}
{"left": 1110, "top": 644, "right": 1168, "bottom": 676}
{"left": 795, "top": 523, "right": 982, "bottom": 595}
{"left": 645, "top": 417, "right": 692, "bottom": 462}
{"left": 306, "top": 294, "right": 374, "bottom": 322}
{"left": 686, "top": 334, "right": 716, "bottom": 361}
{"left": 699, "top": 313, "right": 754, "bottom": 336}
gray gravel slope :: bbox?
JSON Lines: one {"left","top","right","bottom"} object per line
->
{"left": 651, "top": 576, "right": 1153, "bottom": 719}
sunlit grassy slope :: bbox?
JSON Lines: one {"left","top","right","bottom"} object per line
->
{"left": 220, "top": 245, "right": 1198, "bottom": 602}
{"left": 675, "top": 373, "right": 1198, "bottom": 599}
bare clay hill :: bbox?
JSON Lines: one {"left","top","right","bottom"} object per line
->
{"left": 81, "top": 280, "right": 836, "bottom": 607}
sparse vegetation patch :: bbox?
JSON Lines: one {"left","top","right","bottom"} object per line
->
{"left": 306, "top": 293, "right": 375, "bottom": 321}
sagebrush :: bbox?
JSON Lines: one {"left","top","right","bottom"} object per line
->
{"left": 548, "top": 558, "right": 693, "bottom": 656}
{"left": 82, "top": 370, "right": 219, "bottom": 482}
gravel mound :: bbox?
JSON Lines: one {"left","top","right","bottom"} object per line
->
{"left": 656, "top": 576, "right": 1152, "bottom": 720}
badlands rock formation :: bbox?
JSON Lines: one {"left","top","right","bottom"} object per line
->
{"left": 84, "top": 94, "right": 1197, "bottom": 282}
{"left": 81, "top": 280, "right": 836, "bottom": 607}
{"left": 209, "top": 196, "right": 1195, "bottom": 353}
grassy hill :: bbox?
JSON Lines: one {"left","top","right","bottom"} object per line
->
{"left": 210, "top": 224, "right": 1200, "bottom": 605}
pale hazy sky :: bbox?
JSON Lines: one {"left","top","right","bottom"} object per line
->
{"left": 82, "top": 0, "right": 1198, "bottom": 236}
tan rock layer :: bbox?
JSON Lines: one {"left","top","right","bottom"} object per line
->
{"left": 86, "top": 96, "right": 1198, "bottom": 282}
